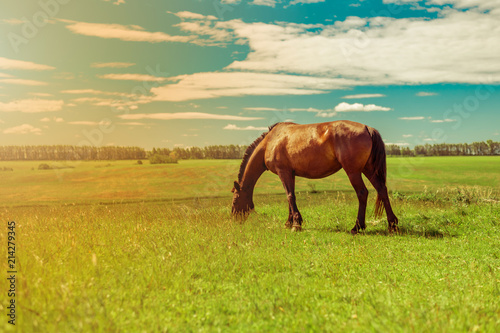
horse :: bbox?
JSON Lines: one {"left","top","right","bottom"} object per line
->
{"left": 231, "top": 121, "right": 399, "bottom": 234}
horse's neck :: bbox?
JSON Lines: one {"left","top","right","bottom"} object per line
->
{"left": 241, "top": 147, "right": 266, "bottom": 194}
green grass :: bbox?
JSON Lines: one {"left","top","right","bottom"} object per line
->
{"left": 0, "top": 157, "right": 499, "bottom": 332}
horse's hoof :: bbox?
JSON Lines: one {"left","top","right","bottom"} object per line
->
{"left": 285, "top": 222, "right": 292, "bottom": 229}
{"left": 350, "top": 229, "right": 358, "bottom": 235}
{"left": 291, "top": 224, "right": 302, "bottom": 232}
{"left": 389, "top": 226, "right": 399, "bottom": 233}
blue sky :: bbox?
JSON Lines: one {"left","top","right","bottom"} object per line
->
{"left": 0, "top": 0, "right": 499, "bottom": 149}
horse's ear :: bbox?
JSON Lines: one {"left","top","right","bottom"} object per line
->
{"left": 233, "top": 181, "right": 240, "bottom": 192}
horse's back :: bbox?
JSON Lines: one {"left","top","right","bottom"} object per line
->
{"left": 263, "top": 121, "right": 373, "bottom": 178}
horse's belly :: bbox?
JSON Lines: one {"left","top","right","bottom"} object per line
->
{"left": 293, "top": 157, "right": 342, "bottom": 179}
{"left": 266, "top": 145, "right": 342, "bottom": 179}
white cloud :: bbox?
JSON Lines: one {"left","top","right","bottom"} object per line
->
{"left": 60, "top": 6, "right": 500, "bottom": 100}
{"left": 402, "top": 134, "right": 414, "bottom": 138}
{"left": 91, "top": 62, "right": 135, "bottom": 68}
{"left": 288, "top": 107, "right": 325, "bottom": 112}
{"left": 173, "top": 17, "right": 237, "bottom": 46}
{"left": 63, "top": 89, "right": 153, "bottom": 110}
{"left": 71, "top": 95, "right": 152, "bottom": 110}
{"left": 416, "top": 92, "right": 438, "bottom": 96}
{"left": 173, "top": 11, "right": 218, "bottom": 20}
{"left": 3, "top": 124, "right": 42, "bottom": 135}
{"left": 224, "top": 124, "right": 268, "bottom": 130}
{"left": 123, "top": 7, "right": 497, "bottom": 101}
{"left": 245, "top": 104, "right": 390, "bottom": 118}
{"left": 124, "top": 8, "right": 499, "bottom": 100}
{"left": 119, "top": 122, "right": 148, "bottom": 126}
{"left": 223, "top": 8, "right": 500, "bottom": 85}
{"left": 40, "top": 116, "right": 64, "bottom": 123}
{"left": 62, "top": 19, "right": 193, "bottom": 43}
{"left": 0, "top": 99, "right": 64, "bottom": 113}
{"left": 0, "top": 57, "right": 55, "bottom": 71}
{"left": 430, "top": 118, "right": 457, "bottom": 123}
{"left": 2, "top": 18, "right": 25, "bottom": 25}
{"left": 68, "top": 121, "right": 102, "bottom": 126}
{"left": 399, "top": 116, "right": 425, "bottom": 120}
{"left": 0, "top": 79, "right": 47, "bottom": 86}
{"left": 315, "top": 112, "right": 337, "bottom": 118}
{"left": 342, "top": 93, "right": 386, "bottom": 99}
{"left": 383, "top": 0, "right": 500, "bottom": 12}
{"left": 98, "top": 73, "right": 168, "bottom": 82}
{"left": 334, "top": 102, "right": 392, "bottom": 112}
{"left": 102, "top": 0, "right": 125, "bottom": 5}
{"left": 151, "top": 72, "right": 358, "bottom": 102}
{"left": 118, "top": 112, "right": 263, "bottom": 121}
{"left": 251, "top": 0, "right": 277, "bottom": 7}
{"left": 0, "top": 73, "right": 13, "bottom": 78}
{"left": 223, "top": 0, "right": 324, "bottom": 7}
{"left": 61, "top": 89, "right": 133, "bottom": 97}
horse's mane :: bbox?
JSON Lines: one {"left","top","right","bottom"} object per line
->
{"left": 237, "top": 122, "right": 281, "bottom": 183}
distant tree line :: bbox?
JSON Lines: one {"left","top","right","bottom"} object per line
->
{"left": 150, "top": 145, "right": 247, "bottom": 161}
{"left": 0, "top": 140, "right": 498, "bottom": 161}
{"left": 0, "top": 145, "right": 146, "bottom": 161}
{"left": 0, "top": 145, "right": 247, "bottom": 161}
{"left": 386, "top": 140, "right": 500, "bottom": 157}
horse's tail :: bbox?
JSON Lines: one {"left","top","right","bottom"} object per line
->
{"left": 367, "top": 127, "right": 386, "bottom": 218}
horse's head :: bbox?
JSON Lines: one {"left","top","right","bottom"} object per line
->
{"left": 231, "top": 180, "right": 254, "bottom": 216}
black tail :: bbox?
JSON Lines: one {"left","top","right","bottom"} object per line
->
{"left": 367, "top": 127, "right": 387, "bottom": 218}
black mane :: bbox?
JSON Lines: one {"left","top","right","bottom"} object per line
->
{"left": 237, "top": 123, "right": 281, "bottom": 183}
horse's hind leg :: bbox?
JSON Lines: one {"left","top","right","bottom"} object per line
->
{"left": 277, "top": 170, "right": 302, "bottom": 231}
{"left": 346, "top": 172, "right": 368, "bottom": 235}
{"left": 364, "top": 171, "right": 399, "bottom": 232}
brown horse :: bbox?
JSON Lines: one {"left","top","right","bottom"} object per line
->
{"left": 231, "top": 121, "right": 398, "bottom": 234}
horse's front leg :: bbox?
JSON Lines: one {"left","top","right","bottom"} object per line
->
{"left": 285, "top": 205, "right": 293, "bottom": 229}
{"left": 346, "top": 172, "right": 368, "bottom": 235}
{"left": 277, "top": 170, "right": 303, "bottom": 231}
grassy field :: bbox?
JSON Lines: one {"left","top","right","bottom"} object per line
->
{"left": 0, "top": 156, "right": 498, "bottom": 205}
{"left": 0, "top": 157, "right": 499, "bottom": 332}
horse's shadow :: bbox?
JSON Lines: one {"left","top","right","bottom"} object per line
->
{"left": 311, "top": 225, "right": 455, "bottom": 238}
